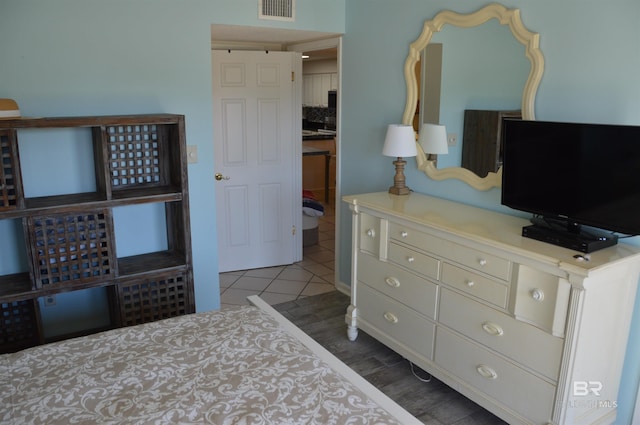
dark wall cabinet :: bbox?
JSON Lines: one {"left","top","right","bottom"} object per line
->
{"left": 461, "top": 110, "right": 521, "bottom": 177}
{"left": 0, "top": 114, "right": 194, "bottom": 353}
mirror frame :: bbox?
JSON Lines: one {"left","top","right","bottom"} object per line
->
{"left": 403, "top": 3, "right": 544, "bottom": 191}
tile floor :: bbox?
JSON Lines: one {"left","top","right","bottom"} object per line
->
{"left": 220, "top": 203, "right": 337, "bottom": 307}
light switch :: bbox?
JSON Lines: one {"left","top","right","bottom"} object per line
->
{"left": 187, "top": 145, "right": 198, "bottom": 163}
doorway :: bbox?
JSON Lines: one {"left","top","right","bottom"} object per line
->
{"left": 301, "top": 45, "right": 338, "bottom": 205}
{"left": 210, "top": 26, "right": 342, "bottom": 305}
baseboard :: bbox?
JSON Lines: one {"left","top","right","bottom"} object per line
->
{"left": 335, "top": 280, "right": 350, "bottom": 297}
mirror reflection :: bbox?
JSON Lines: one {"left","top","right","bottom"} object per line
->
{"left": 403, "top": 4, "right": 544, "bottom": 190}
{"left": 417, "top": 21, "right": 529, "bottom": 175}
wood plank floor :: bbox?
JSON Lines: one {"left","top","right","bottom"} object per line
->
{"left": 273, "top": 290, "right": 508, "bottom": 425}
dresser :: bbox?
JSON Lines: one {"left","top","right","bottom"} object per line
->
{"left": 344, "top": 192, "right": 640, "bottom": 425}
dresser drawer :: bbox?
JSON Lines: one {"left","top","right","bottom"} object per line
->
{"left": 358, "top": 252, "right": 438, "bottom": 319}
{"left": 439, "top": 288, "right": 563, "bottom": 381}
{"left": 441, "top": 263, "right": 508, "bottom": 308}
{"left": 435, "top": 327, "right": 555, "bottom": 425}
{"left": 388, "top": 222, "right": 510, "bottom": 280}
{"left": 359, "top": 213, "right": 381, "bottom": 256}
{"left": 444, "top": 243, "right": 511, "bottom": 281}
{"left": 512, "top": 265, "right": 571, "bottom": 337}
{"left": 389, "top": 222, "right": 444, "bottom": 251}
{"left": 357, "top": 283, "right": 435, "bottom": 359}
{"left": 388, "top": 242, "right": 440, "bottom": 281}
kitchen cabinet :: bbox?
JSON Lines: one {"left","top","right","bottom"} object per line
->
{"left": 313, "top": 74, "right": 332, "bottom": 107}
{"left": 0, "top": 114, "right": 194, "bottom": 353}
{"left": 330, "top": 73, "right": 339, "bottom": 91}
{"left": 302, "top": 73, "right": 337, "bottom": 107}
{"left": 303, "top": 75, "right": 313, "bottom": 107}
{"left": 344, "top": 191, "right": 640, "bottom": 425}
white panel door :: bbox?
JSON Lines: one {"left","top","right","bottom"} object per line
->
{"left": 212, "top": 50, "right": 298, "bottom": 272}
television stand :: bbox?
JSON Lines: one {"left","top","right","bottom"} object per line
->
{"left": 523, "top": 217, "right": 618, "bottom": 253}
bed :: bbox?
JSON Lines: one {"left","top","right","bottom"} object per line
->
{"left": 1, "top": 295, "right": 422, "bottom": 424}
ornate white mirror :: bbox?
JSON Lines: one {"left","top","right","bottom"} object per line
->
{"left": 403, "top": 3, "right": 544, "bottom": 190}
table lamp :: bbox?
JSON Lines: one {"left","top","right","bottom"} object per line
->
{"left": 419, "top": 124, "right": 448, "bottom": 166}
{"left": 382, "top": 124, "right": 417, "bottom": 195}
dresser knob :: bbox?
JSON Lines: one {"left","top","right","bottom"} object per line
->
{"left": 466, "top": 280, "right": 475, "bottom": 287}
{"left": 383, "top": 312, "right": 399, "bottom": 324}
{"left": 531, "top": 289, "right": 545, "bottom": 302}
{"left": 385, "top": 277, "right": 401, "bottom": 288}
{"left": 401, "top": 231, "right": 408, "bottom": 238}
{"left": 476, "top": 364, "right": 498, "bottom": 380}
{"left": 366, "top": 228, "right": 375, "bottom": 238}
{"left": 407, "top": 256, "right": 415, "bottom": 263}
{"left": 478, "top": 259, "right": 487, "bottom": 267}
{"left": 481, "top": 321, "right": 504, "bottom": 336}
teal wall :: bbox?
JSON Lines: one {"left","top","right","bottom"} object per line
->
{"left": 0, "top": 0, "right": 345, "bottom": 326}
{"left": 3, "top": 0, "right": 640, "bottom": 421}
{"left": 342, "top": 0, "right": 640, "bottom": 423}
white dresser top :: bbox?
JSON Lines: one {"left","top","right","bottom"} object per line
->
{"left": 343, "top": 192, "right": 640, "bottom": 277}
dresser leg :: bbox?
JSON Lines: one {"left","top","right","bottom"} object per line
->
{"left": 346, "top": 304, "right": 359, "bottom": 341}
{"left": 347, "top": 325, "right": 359, "bottom": 341}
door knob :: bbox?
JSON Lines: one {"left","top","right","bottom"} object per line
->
{"left": 215, "top": 173, "right": 230, "bottom": 181}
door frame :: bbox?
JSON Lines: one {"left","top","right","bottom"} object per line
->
{"left": 211, "top": 32, "right": 344, "bottom": 293}
{"left": 289, "top": 37, "right": 344, "bottom": 294}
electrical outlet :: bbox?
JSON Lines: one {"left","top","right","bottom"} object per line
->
{"left": 44, "top": 295, "right": 56, "bottom": 307}
{"left": 447, "top": 133, "right": 458, "bottom": 147}
{"left": 187, "top": 145, "right": 198, "bottom": 163}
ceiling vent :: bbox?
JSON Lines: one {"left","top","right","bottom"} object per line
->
{"left": 259, "top": 0, "right": 295, "bottom": 21}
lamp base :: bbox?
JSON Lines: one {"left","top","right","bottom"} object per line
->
{"left": 388, "top": 157, "right": 411, "bottom": 196}
{"left": 388, "top": 185, "right": 411, "bottom": 195}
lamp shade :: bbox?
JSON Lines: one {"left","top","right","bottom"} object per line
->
{"left": 419, "top": 123, "right": 448, "bottom": 154}
{"left": 382, "top": 124, "right": 417, "bottom": 158}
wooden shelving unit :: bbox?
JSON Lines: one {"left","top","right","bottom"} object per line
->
{"left": 0, "top": 114, "right": 194, "bottom": 353}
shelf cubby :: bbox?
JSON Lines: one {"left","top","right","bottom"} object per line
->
{"left": 0, "top": 298, "right": 43, "bottom": 352}
{"left": 117, "top": 251, "right": 187, "bottom": 277}
{"left": 0, "top": 272, "right": 33, "bottom": 301}
{"left": 116, "top": 269, "right": 192, "bottom": 327}
{"left": 26, "top": 209, "right": 117, "bottom": 290}
{"left": 0, "top": 129, "right": 24, "bottom": 211}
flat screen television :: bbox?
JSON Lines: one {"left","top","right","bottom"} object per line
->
{"left": 501, "top": 119, "right": 640, "bottom": 252}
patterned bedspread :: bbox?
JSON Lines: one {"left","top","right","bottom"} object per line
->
{"left": 1, "top": 302, "right": 414, "bottom": 424}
